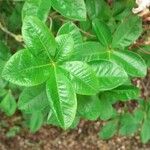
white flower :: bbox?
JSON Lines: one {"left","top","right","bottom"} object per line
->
{"left": 132, "top": 0, "right": 150, "bottom": 14}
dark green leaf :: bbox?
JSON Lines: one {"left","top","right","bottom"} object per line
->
{"left": 77, "top": 95, "right": 100, "bottom": 120}
{"left": 18, "top": 85, "right": 49, "bottom": 113}
{"left": 99, "top": 120, "right": 118, "bottom": 139}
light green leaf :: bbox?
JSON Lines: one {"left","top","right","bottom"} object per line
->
{"left": 141, "top": 119, "right": 150, "bottom": 143}
{"left": 22, "top": 16, "right": 56, "bottom": 58}
{"left": 92, "top": 19, "right": 112, "bottom": 47}
{"left": 70, "top": 42, "right": 105, "bottom": 62}
{"left": 89, "top": 60, "right": 128, "bottom": 91}
{"left": 51, "top": 0, "right": 86, "bottom": 21}
{"left": 2, "top": 50, "right": 50, "bottom": 86}
{"left": 18, "top": 85, "right": 49, "bottom": 113}
{"left": 29, "top": 111, "right": 43, "bottom": 133}
{"left": 99, "top": 50, "right": 147, "bottom": 77}
{"left": 99, "top": 120, "right": 118, "bottom": 139}
{"left": 61, "top": 61, "right": 99, "bottom": 95}
{"left": 77, "top": 95, "right": 101, "bottom": 120}
{"left": 55, "top": 34, "right": 74, "bottom": 62}
{"left": 46, "top": 67, "right": 77, "bottom": 129}
{"left": 57, "top": 22, "right": 82, "bottom": 45}
{"left": 22, "top": 0, "right": 51, "bottom": 22}
{"left": 0, "top": 91, "right": 16, "bottom": 116}
{"left": 110, "top": 50, "right": 147, "bottom": 77}
{"left": 112, "top": 16, "right": 142, "bottom": 48}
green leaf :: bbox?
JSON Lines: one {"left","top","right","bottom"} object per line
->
{"left": 111, "top": 50, "right": 147, "bottom": 77}
{"left": 77, "top": 95, "right": 100, "bottom": 120}
{"left": 100, "top": 50, "right": 147, "bottom": 77}
{"left": 57, "top": 22, "right": 82, "bottom": 45}
{"left": 55, "top": 34, "right": 74, "bottom": 62}
{"left": 86, "top": 0, "right": 111, "bottom": 20}
{"left": 135, "top": 45, "right": 150, "bottom": 67}
{"left": 92, "top": 19, "right": 112, "bottom": 47}
{"left": 0, "top": 41, "right": 10, "bottom": 61}
{"left": 141, "top": 119, "right": 150, "bottom": 143}
{"left": 104, "top": 85, "right": 140, "bottom": 102}
{"left": 99, "top": 96, "right": 114, "bottom": 120}
{"left": 22, "top": 0, "right": 51, "bottom": 22}
{"left": 29, "top": 111, "right": 43, "bottom": 133}
{"left": 89, "top": 60, "right": 128, "bottom": 91}
{"left": 99, "top": 120, "right": 118, "bottom": 139}
{"left": 51, "top": 0, "right": 86, "bottom": 21}
{"left": 119, "top": 113, "right": 139, "bottom": 136}
{"left": 112, "top": 16, "right": 142, "bottom": 48}
{"left": 22, "top": 16, "right": 56, "bottom": 58}
{"left": 18, "top": 85, "right": 49, "bottom": 113}
{"left": 61, "top": 61, "right": 99, "bottom": 95}
{"left": 0, "top": 41, "right": 11, "bottom": 75}
{"left": 0, "top": 91, "right": 16, "bottom": 116}
{"left": 2, "top": 50, "right": 50, "bottom": 86}
{"left": 46, "top": 67, "right": 77, "bottom": 129}
{"left": 70, "top": 42, "right": 105, "bottom": 62}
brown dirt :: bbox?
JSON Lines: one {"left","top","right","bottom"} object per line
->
{"left": 0, "top": 119, "right": 150, "bottom": 150}
{"left": 0, "top": 71, "right": 149, "bottom": 150}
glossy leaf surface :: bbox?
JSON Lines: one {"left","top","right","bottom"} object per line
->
{"left": 51, "top": 0, "right": 86, "bottom": 21}
{"left": 46, "top": 67, "right": 77, "bottom": 129}
{"left": 89, "top": 60, "right": 128, "bottom": 91}
{"left": 22, "top": 0, "right": 51, "bottom": 22}
{"left": 2, "top": 50, "right": 50, "bottom": 86}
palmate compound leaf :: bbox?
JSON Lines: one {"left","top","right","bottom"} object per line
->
{"left": 69, "top": 42, "right": 147, "bottom": 77}
{"left": 89, "top": 60, "right": 128, "bottom": 91}
{"left": 57, "top": 22, "right": 83, "bottom": 45}
{"left": 51, "top": 0, "right": 86, "bottom": 21}
{"left": 22, "top": 0, "right": 51, "bottom": 22}
{"left": 46, "top": 67, "right": 77, "bottom": 129}
{"left": 18, "top": 84, "right": 49, "bottom": 113}
{"left": 22, "top": 16, "right": 57, "bottom": 58}
{"left": 2, "top": 49, "right": 50, "bottom": 86}
{"left": 60, "top": 61, "right": 99, "bottom": 95}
